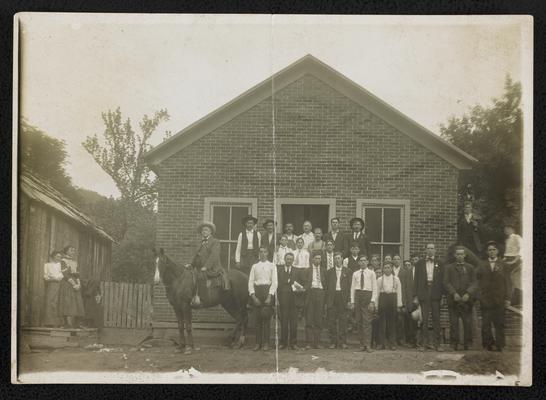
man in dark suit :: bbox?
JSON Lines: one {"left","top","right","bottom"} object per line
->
{"left": 321, "top": 239, "right": 336, "bottom": 271}
{"left": 457, "top": 202, "right": 483, "bottom": 257}
{"left": 323, "top": 217, "right": 346, "bottom": 255}
{"left": 399, "top": 259, "right": 417, "bottom": 347}
{"left": 325, "top": 252, "right": 351, "bottom": 349}
{"left": 344, "top": 217, "right": 370, "bottom": 258}
{"left": 304, "top": 251, "right": 327, "bottom": 349}
{"left": 277, "top": 252, "right": 299, "bottom": 350}
{"left": 476, "top": 241, "right": 512, "bottom": 352}
{"left": 261, "top": 219, "right": 279, "bottom": 262}
{"left": 413, "top": 243, "right": 444, "bottom": 351}
{"left": 192, "top": 221, "right": 230, "bottom": 290}
{"left": 443, "top": 246, "right": 478, "bottom": 351}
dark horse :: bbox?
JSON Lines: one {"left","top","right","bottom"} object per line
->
{"left": 153, "top": 249, "right": 249, "bottom": 354}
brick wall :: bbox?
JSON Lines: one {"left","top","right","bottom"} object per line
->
{"left": 154, "top": 74, "right": 459, "bottom": 322}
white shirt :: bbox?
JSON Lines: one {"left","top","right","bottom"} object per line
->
{"left": 505, "top": 233, "right": 522, "bottom": 257}
{"left": 311, "top": 264, "right": 323, "bottom": 289}
{"left": 377, "top": 275, "right": 403, "bottom": 308}
{"left": 426, "top": 258, "right": 435, "bottom": 282}
{"left": 44, "top": 262, "right": 64, "bottom": 281}
{"left": 331, "top": 230, "right": 339, "bottom": 241}
{"left": 248, "top": 260, "right": 278, "bottom": 295}
{"left": 299, "top": 232, "right": 315, "bottom": 250}
{"left": 274, "top": 246, "right": 292, "bottom": 266}
{"left": 465, "top": 213, "right": 473, "bottom": 224}
{"left": 488, "top": 258, "right": 498, "bottom": 272}
{"left": 293, "top": 248, "right": 310, "bottom": 269}
{"left": 393, "top": 265, "right": 401, "bottom": 277}
{"left": 335, "top": 266, "right": 343, "bottom": 291}
{"left": 350, "top": 268, "right": 378, "bottom": 304}
{"left": 324, "top": 251, "right": 335, "bottom": 270}
{"left": 235, "top": 229, "right": 262, "bottom": 263}
{"left": 352, "top": 232, "right": 362, "bottom": 240}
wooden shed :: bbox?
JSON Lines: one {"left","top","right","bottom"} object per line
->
{"left": 18, "top": 172, "right": 115, "bottom": 327}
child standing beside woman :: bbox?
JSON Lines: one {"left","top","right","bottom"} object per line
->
{"left": 59, "top": 245, "right": 85, "bottom": 328}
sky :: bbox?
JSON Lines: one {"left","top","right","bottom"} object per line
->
{"left": 17, "top": 14, "right": 530, "bottom": 198}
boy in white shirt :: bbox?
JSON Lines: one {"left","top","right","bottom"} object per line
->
{"left": 274, "top": 235, "right": 291, "bottom": 266}
{"left": 292, "top": 237, "right": 310, "bottom": 269}
{"left": 376, "top": 262, "right": 403, "bottom": 350}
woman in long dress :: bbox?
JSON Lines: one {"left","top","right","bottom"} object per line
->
{"left": 58, "top": 245, "right": 85, "bottom": 328}
{"left": 43, "top": 250, "right": 64, "bottom": 327}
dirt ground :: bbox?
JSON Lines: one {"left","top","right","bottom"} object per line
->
{"left": 18, "top": 341, "right": 521, "bottom": 377}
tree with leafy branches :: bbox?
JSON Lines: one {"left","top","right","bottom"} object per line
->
{"left": 82, "top": 108, "right": 169, "bottom": 209}
{"left": 440, "top": 76, "right": 522, "bottom": 242}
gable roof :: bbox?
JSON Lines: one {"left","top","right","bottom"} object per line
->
{"left": 20, "top": 172, "right": 116, "bottom": 243}
{"left": 144, "top": 54, "right": 477, "bottom": 170}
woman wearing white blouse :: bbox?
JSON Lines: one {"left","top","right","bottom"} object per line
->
{"left": 43, "top": 250, "right": 64, "bottom": 327}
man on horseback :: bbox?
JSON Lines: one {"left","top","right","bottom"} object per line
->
{"left": 193, "top": 222, "right": 230, "bottom": 291}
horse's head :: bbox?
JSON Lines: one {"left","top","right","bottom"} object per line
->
{"left": 153, "top": 247, "right": 192, "bottom": 285}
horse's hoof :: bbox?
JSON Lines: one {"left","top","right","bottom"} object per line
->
{"left": 184, "top": 347, "right": 192, "bottom": 355}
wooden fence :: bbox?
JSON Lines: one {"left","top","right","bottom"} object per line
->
{"left": 100, "top": 281, "right": 152, "bottom": 329}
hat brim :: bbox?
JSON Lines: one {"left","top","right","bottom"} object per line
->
{"left": 242, "top": 216, "right": 258, "bottom": 225}
{"left": 197, "top": 222, "right": 216, "bottom": 234}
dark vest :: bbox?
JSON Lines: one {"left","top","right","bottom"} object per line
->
{"left": 241, "top": 230, "right": 259, "bottom": 256}
{"left": 346, "top": 256, "right": 360, "bottom": 274}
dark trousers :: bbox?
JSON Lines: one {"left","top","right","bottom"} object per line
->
{"left": 481, "top": 304, "right": 505, "bottom": 350}
{"left": 305, "top": 288, "right": 325, "bottom": 345}
{"left": 327, "top": 291, "right": 348, "bottom": 345}
{"left": 396, "top": 311, "right": 405, "bottom": 345}
{"left": 378, "top": 292, "right": 397, "bottom": 347}
{"left": 278, "top": 290, "right": 298, "bottom": 346}
{"left": 420, "top": 287, "right": 441, "bottom": 347}
{"left": 448, "top": 303, "right": 472, "bottom": 346}
{"left": 404, "top": 310, "right": 418, "bottom": 346}
{"left": 240, "top": 252, "right": 258, "bottom": 276}
{"left": 354, "top": 290, "right": 374, "bottom": 347}
{"left": 254, "top": 285, "right": 274, "bottom": 347}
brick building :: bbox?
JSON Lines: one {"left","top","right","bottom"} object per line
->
{"left": 145, "top": 54, "right": 476, "bottom": 323}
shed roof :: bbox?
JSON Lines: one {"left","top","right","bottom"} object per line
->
{"left": 20, "top": 172, "right": 116, "bottom": 243}
{"left": 144, "top": 54, "right": 477, "bottom": 170}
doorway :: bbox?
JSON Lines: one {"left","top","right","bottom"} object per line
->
{"left": 275, "top": 198, "right": 336, "bottom": 235}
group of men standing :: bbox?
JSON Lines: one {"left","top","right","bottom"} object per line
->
{"left": 196, "top": 214, "right": 516, "bottom": 353}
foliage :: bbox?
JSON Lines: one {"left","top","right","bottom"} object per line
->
{"left": 440, "top": 76, "right": 523, "bottom": 241}
{"left": 82, "top": 108, "right": 169, "bottom": 208}
{"left": 77, "top": 188, "right": 157, "bottom": 283}
{"left": 19, "top": 119, "right": 80, "bottom": 203}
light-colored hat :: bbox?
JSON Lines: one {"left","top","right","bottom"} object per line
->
{"left": 411, "top": 306, "right": 422, "bottom": 322}
{"left": 197, "top": 221, "right": 216, "bottom": 234}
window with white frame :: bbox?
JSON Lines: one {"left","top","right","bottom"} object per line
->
{"left": 204, "top": 198, "right": 257, "bottom": 270}
{"left": 357, "top": 199, "right": 410, "bottom": 260}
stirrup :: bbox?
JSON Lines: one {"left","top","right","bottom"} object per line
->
{"left": 191, "top": 294, "right": 201, "bottom": 307}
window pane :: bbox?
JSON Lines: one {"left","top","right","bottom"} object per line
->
{"left": 369, "top": 244, "right": 382, "bottom": 259}
{"left": 212, "top": 206, "right": 230, "bottom": 240}
{"left": 383, "top": 208, "right": 401, "bottom": 243}
{"left": 383, "top": 244, "right": 401, "bottom": 259}
{"left": 219, "top": 242, "right": 230, "bottom": 270}
{"left": 282, "top": 204, "right": 305, "bottom": 235}
{"left": 364, "top": 208, "right": 382, "bottom": 242}
{"left": 230, "top": 206, "right": 250, "bottom": 240}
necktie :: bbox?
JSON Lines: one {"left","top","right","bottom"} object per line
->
{"left": 315, "top": 266, "right": 320, "bottom": 286}
{"left": 360, "top": 269, "right": 364, "bottom": 290}
{"left": 354, "top": 233, "right": 358, "bottom": 240}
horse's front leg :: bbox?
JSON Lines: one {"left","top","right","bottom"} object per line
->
{"left": 173, "top": 309, "right": 186, "bottom": 353}
{"left": 183, "top": 303, "right": 195, "bottom": 352}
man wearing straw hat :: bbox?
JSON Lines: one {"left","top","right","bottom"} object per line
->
{"left": 193, "top": 221, "right": 230, "bottom": 291}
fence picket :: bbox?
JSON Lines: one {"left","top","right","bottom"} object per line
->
{"left": 99, "top": 281, "right": 152, "bottom": 329}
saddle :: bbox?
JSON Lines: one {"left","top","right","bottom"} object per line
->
{"left": 197, "top": 269, "right": 223, "bottom": 290}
